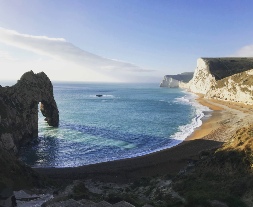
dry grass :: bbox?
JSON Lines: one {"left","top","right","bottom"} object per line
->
{"left": 173, "top": 124, "right": 253, "bottom": 207}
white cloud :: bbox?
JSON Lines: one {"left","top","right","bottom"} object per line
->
{"left": 1, "top": 58, "right": 120, "bottom": 82}
{"left": 233, "top": 44, "right": 253, "bottom": 57}
{"left": 0, "top": 50, "right": 17, "bottom": 61}
{"left": 0, "top": 27, "right": 153, "bottom": 82}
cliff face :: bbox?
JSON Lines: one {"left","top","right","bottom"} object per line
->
{"left": 187, "top": 57, "right": 253, "bottom": 104}
{"left": 0, "top": 71, "right": 59, "bottom": 153}
{"left": 160, "top": 76, "right": 180, "bottom": 88}
{"left": 206, "top": 69, "right": 253, "bottom": 104}
{"left": 160, "top": 72, "right": 193, "bottom": 88}
{"left": 187, "top": 58, "right": 217, "bottom": 94}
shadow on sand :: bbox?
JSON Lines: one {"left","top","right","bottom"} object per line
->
{"left": 35, "top": 139, "right": 223, "bottom": 183}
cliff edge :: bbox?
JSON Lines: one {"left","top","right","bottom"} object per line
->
{"left": 0, "top": 71, "right": 59, "bottom": 153}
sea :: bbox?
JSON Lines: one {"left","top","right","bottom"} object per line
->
{"left": 17, "top": 82, "right": 211, "bottom": 168}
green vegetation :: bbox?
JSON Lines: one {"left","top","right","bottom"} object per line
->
{"left": 204, "top": 57, "right": 253, "bottom": 80}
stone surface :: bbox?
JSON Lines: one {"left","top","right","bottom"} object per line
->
{"left": 95, "top": 201, "right": 113, "bottom": 207}
{"left": 113, "top": 201, "right": 135, "bottom": 207}
{"left": 0, "top": 71, "right": 59, "bottom": 153}
{"left": 0, "top": 188, "right": 16, "bottom": 207}
{"left": 14, "top": 190, "right": 53, "bottom": 207}
{"left": 209, "top": 200, "right": 229, "bottom": 207}
{"left": 46, "top": 199, "right": 84, "bottom": 207}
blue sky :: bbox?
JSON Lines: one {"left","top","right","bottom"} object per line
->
{"left": 0, "top": 0, "right": 253, "bottom": 82}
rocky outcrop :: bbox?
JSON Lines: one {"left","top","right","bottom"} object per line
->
{"left": 188, "top": 57, "right": 253, "bottom": 94}
{"left": 160, "top": 72, "right": 193, "bottom": 88}
{"left": 206, "top": 69, "right": 253, "bottom": 104}
{"left": 0, "top": 71, "right": 59, "bottom": 153}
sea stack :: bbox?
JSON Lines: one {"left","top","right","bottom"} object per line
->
{"left": 0, "top": 71, "right": 59, "bottom": 153}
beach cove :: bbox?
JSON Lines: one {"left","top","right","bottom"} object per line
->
{"left": 19, "top": 82, "right": 209, "bottom": 168}
{"left": 35, "top": 95, "right": 253, "bottom": 182}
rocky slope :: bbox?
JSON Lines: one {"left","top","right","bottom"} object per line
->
{"left": 205, "top": 69, "right": 253, "bottom": 104}
{"left": 160, "top": 72, "right": 193, "bottom": 88}
{"left": 0, "top": 71, "right": 59, "bottom": 154}
{"left": 187, "top": 58, "right": 253, "bottom": 103}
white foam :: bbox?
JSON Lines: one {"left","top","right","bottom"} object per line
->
{"left": 103, "top": 95, "right": 114, "bottom": 98}
{"left": 131, "top": 92, "right": 213, "bottom": 157}
{"left": 174, "top": 96, "right": 190, "bottom": 104}
{"left": 172, "top": 91, "right": 211, "bottom": 141}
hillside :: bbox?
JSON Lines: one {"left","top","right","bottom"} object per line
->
{"left": 173, "top": 124, "right": 253, "bottom": 207}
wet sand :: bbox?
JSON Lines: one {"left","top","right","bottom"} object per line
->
{"left": 186, "top": 95, "right": 224, "bottom": 141}
{"left": 35, "top": 96, "right": 253, "bottom": 183}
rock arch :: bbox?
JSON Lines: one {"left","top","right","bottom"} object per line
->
{"left": 0, "top": 71, "right": 59, "bottom": 153}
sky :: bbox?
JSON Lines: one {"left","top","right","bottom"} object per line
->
{"left": 0, "top": 0, "right": 253, "bottom": 83}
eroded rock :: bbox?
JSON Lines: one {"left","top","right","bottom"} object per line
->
{"left": 0, "top": 71, "right": 59, "bottom": 153}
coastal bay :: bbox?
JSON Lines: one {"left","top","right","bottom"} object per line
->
{"left": 35, "top": 95, "right": 253, "bottom": 183}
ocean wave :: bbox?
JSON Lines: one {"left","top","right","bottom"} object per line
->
{"left": 132, "top": 92, "right": 213, "bottom": 156}
{"left": 174, "top": 96, "right": 190, "bottom": 104}
{"left": 172, "top": 92, "right": 211, "bottom": 141}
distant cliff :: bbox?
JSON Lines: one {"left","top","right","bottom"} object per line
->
{"left": 160, "top": 72, "right": 194, "bottom": 88}
{"left": 187, "top": 57, "right": 253, "bottom": 104}
{"left": 0, "top": 71, "right": 59, "bottom": 153}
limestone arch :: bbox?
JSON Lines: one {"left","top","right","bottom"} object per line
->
{"left": 0, "top": 71, "right": 59, "bottom": 153}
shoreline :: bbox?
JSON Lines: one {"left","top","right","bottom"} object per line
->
{"left": 186, "top": 94, "right": 224, "bottom": 141}
{"left": 35, "top": 96, "right": 253, "bottom": 183}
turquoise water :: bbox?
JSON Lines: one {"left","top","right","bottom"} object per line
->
{"left": 19, "top": 82, "right": 211, "bottom": 167}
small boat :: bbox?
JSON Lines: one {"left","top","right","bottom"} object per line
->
{"left": 96, "top": 94, "right": 103, "bottom": 97}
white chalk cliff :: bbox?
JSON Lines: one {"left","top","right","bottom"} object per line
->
{"left": 187, "top": 58, "right": 216, "bottom": 94}
{"left": 160, "top": 72, "right": 194, "bottom": 88}
{"left": 160, "top": 76, "right": 180, "bottom": 88}
{"left": 205, "top": 69, "right": 253, "bottom": 105}
{"left": 186, "top": 57, "right": 253, "bottom": 105}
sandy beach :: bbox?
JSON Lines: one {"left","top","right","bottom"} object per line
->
{"left": 35, "top": 96, "right": 253, "bottom": 183}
